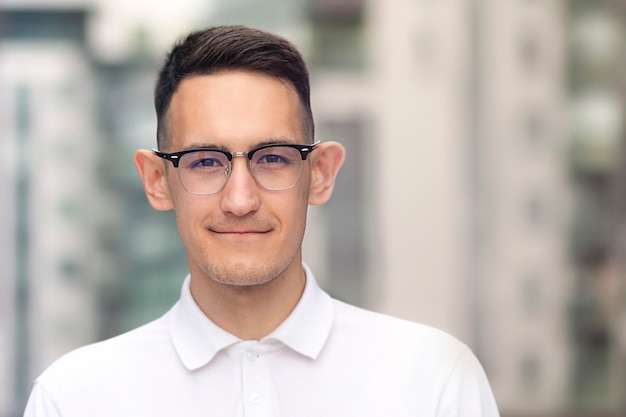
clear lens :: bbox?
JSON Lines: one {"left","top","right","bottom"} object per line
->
{"left": 176, "top": 146, "right": 304, "bottom": 195}
{"left": 250, "top": 146, "right": 303, "bottom": 191}
{"left": 178, "top": 150, "right": 230, "bottom": 195}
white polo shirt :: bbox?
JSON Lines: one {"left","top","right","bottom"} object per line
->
{"left": 24, "top": 265, "right": 499, "bottom": 417}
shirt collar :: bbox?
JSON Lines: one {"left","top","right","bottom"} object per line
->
{"left": 169, "top": 275, "right": 241, "bottom": 370}
{"left": 263, "top": 263, "right": 333, "bottom": 359}
{"left": 169, "top": 264, "right": 334, "bottom": 370}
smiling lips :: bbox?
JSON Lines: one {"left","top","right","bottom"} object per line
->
{"left": 212, "top": 230, "right": 270, "bottom": 243}
{"left": 215, "top": 230, "right": 269, "bottom": 235}
{"left": 210, "top": 227, "right": 271, "bottom": 235}
{"left": 208, "top": 219, "right": 274, "bottom": 236}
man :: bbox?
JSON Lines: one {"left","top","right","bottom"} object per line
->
{"left": 24, "top": 25, "right": 499, "bottom": 416}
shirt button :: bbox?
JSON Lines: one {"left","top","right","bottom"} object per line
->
{"left": 246, "top": 351, "right": 259, "bottom": 361}
{"left": 250, "top": 392, "right": 262, "bottom": 404}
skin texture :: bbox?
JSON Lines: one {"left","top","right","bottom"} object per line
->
{"left": 134, "top": 71, "right": 345, "bottom": 339}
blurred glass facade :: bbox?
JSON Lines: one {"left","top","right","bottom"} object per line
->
{"left": 1, "top": 0, "right": 626, "bottom": 416}
{"left": 567, "top": 0, "right": 626, "bottom": 411}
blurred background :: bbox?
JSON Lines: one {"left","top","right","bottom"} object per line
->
{"left": 1, "top": 0, "right": 625, "bottom": 415}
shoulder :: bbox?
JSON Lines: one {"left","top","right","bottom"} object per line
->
{"left": 25, "top": 309, "right": 193, "bottom": 416}
{"left": 332, "top": 298, "right": 465, "bottom": 346}
{"left": 328, "top": 299, "right": 499, "bottom": 412}
{"left": 329, "top": 298, "right": 470, "bottom": 366}
{"left": 35, "top": 312, "right": 172, "bottom": 388}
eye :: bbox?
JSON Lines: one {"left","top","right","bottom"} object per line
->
{"left": 181, "top": 151, "right": 228, "bottom": 170}
{"left": 189, "top": 157, "right": 224, "bottom": 168}
{"left": 257, "top": 153, "right": 289, "bottom": 164}
{"left": 253, "top": 146, "right": 298, "bottom": 167}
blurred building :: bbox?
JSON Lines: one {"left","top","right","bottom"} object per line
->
{"left": 471, "top": 1, "right": 571, "bottom": 412}
{"left": 567, "top": 0, "right": 626, "bottom": 411}
{"left": 2, "top": 0, "right": 626, "bottom": 416}
{"left": 0, "top": 4, "right": 102, "bottom": 415}
{"left": 0, "top": 3, "right": 187, "bottom": 415}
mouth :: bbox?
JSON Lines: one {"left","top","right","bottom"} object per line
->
{"left": 214, "top": 230, "right": 270, "bottom": 235}
{"left": 210, "top": 230, "right": 271, "bottom": 244}
{"left": 210, "top": 227, "right": 272, "bottom": 235}
{"left": 207, "top": 220, "right": 273, "bottom": 237}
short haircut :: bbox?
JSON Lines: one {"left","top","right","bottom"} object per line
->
{"left": 154, "top": 25, "right": 314, "bottom": 149}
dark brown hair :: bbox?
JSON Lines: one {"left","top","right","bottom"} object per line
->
{"left": 154, "top": 25, "right": 314, "bottom": 149}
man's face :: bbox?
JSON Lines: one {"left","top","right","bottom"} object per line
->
{"left": 163, "top": 71, "right": 310, "bottom": 287}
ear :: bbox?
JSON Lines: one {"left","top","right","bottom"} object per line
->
{"left": 134, "top": 149, "right": 174, "bottom": 211}
{"left": 308, "top": 141, "right": 346, "bottom": 206}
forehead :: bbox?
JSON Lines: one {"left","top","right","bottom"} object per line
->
{"left": 166, "top": 71, "right": 302, "bottom": 150}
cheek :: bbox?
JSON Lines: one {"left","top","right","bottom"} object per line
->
{"left": 171, "top": 195, "right": 207, "bottom": 241}
{"left": 172, "top": 205, "right": 193, "bottom": 246}
{"left": 294, "top": 172, "right": 311, "bottom": 208}
{"left": 281, "top": 190, "right": 310, "bottom": 236}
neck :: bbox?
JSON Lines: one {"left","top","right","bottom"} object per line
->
{"left": 189, "top": 263, "right": 306, "bottom": 340}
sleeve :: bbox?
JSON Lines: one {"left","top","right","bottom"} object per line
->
{"left": 23, "top": 381, "right": 63, "bottom": 417}
{"left": 435, "top": 348, "right": 500, "bottom": 417}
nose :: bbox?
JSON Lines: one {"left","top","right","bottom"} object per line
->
{"left": 219, "top": 156, "right": 261, "bottom": 216}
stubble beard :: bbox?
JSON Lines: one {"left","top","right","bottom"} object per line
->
{"left": 209, "top": 262, "right": 280, "bottom": 287}
{"left": 198, "top": 252, "right": 299, "bottom": 289}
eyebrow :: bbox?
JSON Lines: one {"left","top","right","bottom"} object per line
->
{"left": 180, "top": 136, "right": 297, "bottom": 152}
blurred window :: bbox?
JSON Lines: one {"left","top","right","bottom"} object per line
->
{"left": 524, "top": 111, "right": 548, "bottom": 148}
{"left": 521, "top": 352, "right": 542, "bottom": 396}
{"left": 519, "top": 32, "right": 541, "bottom": 73}
{"left": 525, "top": 191, "right": 550, "bottom": 230}
{"left": 306, "top": 0, "right": 366, "bottom": 70}
{"left": 521, "top": 273, "right": 543, "bottom": 315}
{"left": 59, "top": 258, "right": 82, "bottom": 282}
{"left": 58, "top": 198, "right": 80, "bottom": 221}
{"left": 0, "top": 10, "right": 86, "bottom": 43}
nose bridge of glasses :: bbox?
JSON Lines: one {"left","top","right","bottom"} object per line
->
{"left": 231, "top": 151, "right": 251, "bottom": 159}
{"left": 227, "top": 151, "right": 254, "bottom": 176}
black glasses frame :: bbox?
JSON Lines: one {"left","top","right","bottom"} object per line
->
{"left": 154, "top": 141, "right": 320, "bottom": 168}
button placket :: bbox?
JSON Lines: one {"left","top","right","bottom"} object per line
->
{"left": 241, "top": 347, "right": 274, "bottom": 416}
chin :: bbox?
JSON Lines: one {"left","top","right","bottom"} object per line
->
{"left": 212, "top": 274, "right": 275, "bottom": 287}
{"left": 205, "top": 261, "right": 283, "bottom": 287}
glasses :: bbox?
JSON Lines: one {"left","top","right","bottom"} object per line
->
{"left": 154, "top": 141, "right": 319, "bottom": 195}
